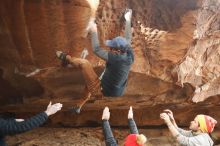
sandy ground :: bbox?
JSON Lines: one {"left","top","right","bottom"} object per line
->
{"left": 6, "top": 127, "right": 180, "bottom": 146}
{"left": 6, "top": 127, "right": 220, "bottom": 146}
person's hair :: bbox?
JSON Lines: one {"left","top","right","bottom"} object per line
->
{"left": 136, "top": 134, "right": 147, "bottom": 145}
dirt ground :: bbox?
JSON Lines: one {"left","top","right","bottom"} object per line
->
{"left": 6, "top": 127, "right": 220, "bottom": 146}
{"left": 6, "top": 127, "right": 180, "bottom": 146}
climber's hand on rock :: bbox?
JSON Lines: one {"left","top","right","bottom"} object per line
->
{"left": 124, "top": 9, "right": 132, "bottom": 21}
{"left": 86, "top": 0, "right": 100, "bottom": 11}
{"left": 102, "top": 107, "right": 110, "bottom": 120}
{"left": 88, "top": 19, "right": 97, "bottom": 33}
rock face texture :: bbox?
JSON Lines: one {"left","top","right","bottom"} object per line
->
{"left": 176, "top": 0, "right": 220, "bottom": 103}
{"left": 0, "top": 0, "right": 220, "bottom": 131}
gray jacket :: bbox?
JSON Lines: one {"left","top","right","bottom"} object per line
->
{"left": 177, "top": 128, "right": 214, "bottom": 146}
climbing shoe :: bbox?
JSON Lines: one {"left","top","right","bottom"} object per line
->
{"left": 56, "top": 51, "right": 69, "bottom": 67}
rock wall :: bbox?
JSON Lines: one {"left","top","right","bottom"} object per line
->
{"left": 0, "top": 0, "right": 220, "bottom": 129}
{"left": 176, "top": 0, "right": 220, "bottom": 103}
{"left": 0, "top": 0, "right": 93, "bottom": 104}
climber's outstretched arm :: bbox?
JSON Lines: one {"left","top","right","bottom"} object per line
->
{"left": 89, "top": 21, "right": 109, "bottom": 61}
{"left": 124, "top": 9, "right": 132, "bottom": 44}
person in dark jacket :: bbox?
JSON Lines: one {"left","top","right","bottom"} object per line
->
{"left": 56, "top": 9, "right": 134, "bottom": 114}
{"left": 0, "top": 102, "right": 62, "bottom": 146}
{"left": 102, "top": 106, "right": 147, "bottom": 146}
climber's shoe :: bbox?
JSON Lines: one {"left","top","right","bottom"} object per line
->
{"left": 69, "top": 106, "right": 81, "bottom": 114}
{"left": 56, "top": 51, "right": 69, "bottom": 67}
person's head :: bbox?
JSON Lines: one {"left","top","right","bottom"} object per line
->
{"left": 124, "top": 134, "right": 147, "bottom": 146}
{"left": 189, "top": 114, "right": 217, "bottom": 133}
{"left": 105, "top": 36, "right": 134, "bottom": 63}
{"left": 106, "top": 36, "right": 130, "bottom": 52}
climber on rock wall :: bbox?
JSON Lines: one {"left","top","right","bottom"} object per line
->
{"left": 160, "top": 109, "right": 217, "bottom": 146}
{"left": 102, "top": 106, "right": 147, "bottom": 146}
{"left": 56, "top": 9, "right": 134, "bottom": 114}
